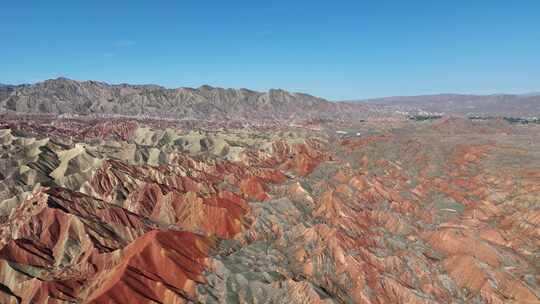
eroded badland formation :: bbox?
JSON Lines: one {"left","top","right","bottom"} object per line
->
{"left": 0, "top": 78, "right": 538, "bottom": 303}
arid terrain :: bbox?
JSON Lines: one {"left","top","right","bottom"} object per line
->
{"left": 349, "top": 93, "right": 540, "bottom": 118}
{"left": 0, "top": 80, "right": 539, "bottom": 303}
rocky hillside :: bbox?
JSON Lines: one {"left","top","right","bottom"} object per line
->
{"left": 0, "top": 84, "right": 17, "bottom": 103}
{"left": 0, "top": 78, "right": 380, "bottom": 121}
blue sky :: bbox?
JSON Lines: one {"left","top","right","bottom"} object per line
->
{"left": 1, "top": 1, "right": 539, "bottom": 100}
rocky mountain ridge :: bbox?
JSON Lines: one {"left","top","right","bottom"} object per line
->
{"left": 0, "top": 78, "right": 376, "bottom": 121}
{"left": 5, "top": 78, "right": 537, "bottom": 120}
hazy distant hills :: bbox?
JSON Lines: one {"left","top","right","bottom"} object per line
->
{"left": 1, "top": 78, "right": 538, "bottom": 120}
{"left": 350, "top": 93, "right": 540, "bottom": 117}
{"left": 0, "top": 78, "right": 382, "bottom": 121}
{"left": 520, "top": 92, "right": 540, "bottom": 97}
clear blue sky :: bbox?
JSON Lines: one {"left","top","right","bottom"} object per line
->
{"left": 1, "top": 1, "right": 539, "bottom": 100}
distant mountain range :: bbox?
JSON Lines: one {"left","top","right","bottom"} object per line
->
{"left": 519, "top": 92, "right": 540, "bottom": 97}
{"left": 1, "top": 78, "right": 538, "bottom": 119}
{"left": 0, "top": 78, "right": 385, "bottom": 121}
{"left": 348, "top": 93, "right": 540, "bottom": 117}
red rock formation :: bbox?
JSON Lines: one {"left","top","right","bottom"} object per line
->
{"left": 80, "top": 120, "right": 138, "bottom": 141}
{"left": 86, "top": 230, "right": 214, "bottom": 304}
{"left": 240, "top": 176, "right": 269, "bottom": 201}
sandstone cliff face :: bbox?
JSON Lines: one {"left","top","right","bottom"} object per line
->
{"left": 0, "top": 116, "right": 539, "bottom": 303}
